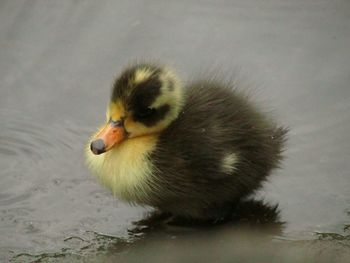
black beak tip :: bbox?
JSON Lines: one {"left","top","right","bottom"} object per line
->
{"left": 90, "top": 139, "right": 106, "bottom": 155}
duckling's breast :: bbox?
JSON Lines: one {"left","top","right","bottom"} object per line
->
{"left": 85, "top": 135, "right": 158, "bottom": 204}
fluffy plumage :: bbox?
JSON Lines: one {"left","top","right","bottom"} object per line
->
{"left": 86, "top": 63, "right": 287, "bottom": 221}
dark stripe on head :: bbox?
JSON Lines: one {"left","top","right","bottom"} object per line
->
{"left": 110, "top": 63, "right": 175, "bottom": 127}
{"left": 111, "top": 64, "right": 162, "bottom": 102}
{"left": 129, "top": 77, "right": 162, "bottom": 111}
{"left": 112, "top": 68, "right": 133, "bottom": 101}
{"left": 133, "top": 104, "right": 170, "bottom": 127}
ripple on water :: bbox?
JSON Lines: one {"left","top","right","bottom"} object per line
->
{"left": 0, "top": 109, "right": 85, "bottom": 207}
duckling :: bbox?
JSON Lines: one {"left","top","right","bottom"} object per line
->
{"left": 86, "top": 63, "right": 287, "bottom": 221}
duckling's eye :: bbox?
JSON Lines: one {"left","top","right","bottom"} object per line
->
{"left": 109, "top": 118, "right": 123, "bottom": 127}
{"left": 135, "top": 107, "right": 156, "bottom": 119}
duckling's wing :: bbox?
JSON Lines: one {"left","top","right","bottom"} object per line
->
{"left": 153, "top": 80, "right": 287, "bottom": 181}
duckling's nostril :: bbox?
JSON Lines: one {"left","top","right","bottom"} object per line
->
{"left": 90, "top": 139, "right": 106, "bottom": 155}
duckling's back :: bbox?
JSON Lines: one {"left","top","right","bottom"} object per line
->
{"left": 148, "top": 80, "right": 287, "bottom": 220}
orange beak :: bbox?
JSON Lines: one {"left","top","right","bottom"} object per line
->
{"left": 90, "top": 121, "right": 126, "bottom": 155}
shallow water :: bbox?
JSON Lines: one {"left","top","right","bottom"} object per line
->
{"left": 1, "top": 0, "right": 350, "bottom": 262}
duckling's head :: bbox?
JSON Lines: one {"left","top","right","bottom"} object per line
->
{"left": 90, "top": 63, "right": 184, "bottom": 155}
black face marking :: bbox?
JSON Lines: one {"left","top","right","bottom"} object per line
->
{"left": 110, "top": 64, "right": 171, "bottom": 127}
{"left": 133, "top": 107, "right": 156, "bottom": 120}
{"left": 128, "top": 77, "right": 162, "bottom": 111}
{"left": 112, "top": 68, "right": 134, "bottom": 101}
{"left": 111, "top": 64, "right": 162, "bottom": 102}
{"left": 133, "top": 104, "right": 170, "bottom": 127}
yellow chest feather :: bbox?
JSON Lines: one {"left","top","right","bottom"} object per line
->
{"left": 85, "top": 135, "right": 158, "bottom": 203}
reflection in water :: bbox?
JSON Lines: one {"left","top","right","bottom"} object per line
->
{"left": 130, "top": 199, "right": 283, "bottom": 235}
{"left": 112, "top": 200, "right": 283, "bottom": 260}
{"left": 11, "top": 205, "right": 350, "bottom": 263}
{"left": 98, "top": 200, "right": 284, "bottom": 262}
{"left": 96, "top": 203, "right": 350, "bottom": 263}
{"left": 12, "top": 199, "right": 284, "bottom": 262}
